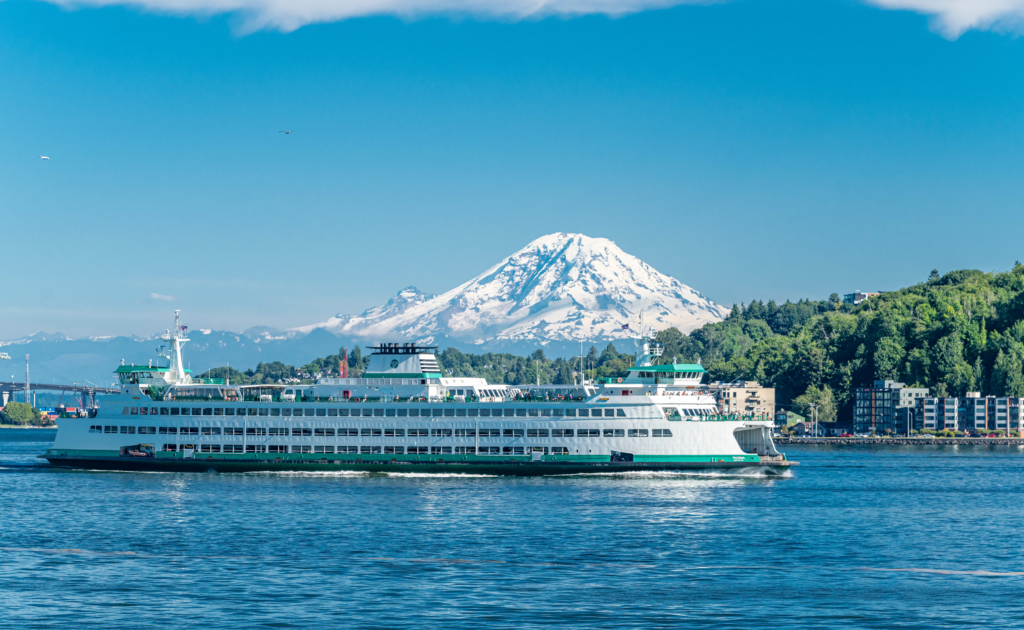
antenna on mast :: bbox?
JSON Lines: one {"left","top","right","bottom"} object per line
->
{"left": 162, "top": 310, "right": 191, "bottom": 384}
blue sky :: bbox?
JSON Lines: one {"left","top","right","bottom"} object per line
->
{"left": 3, "top": 0, "right": 1024, "bottom": 338}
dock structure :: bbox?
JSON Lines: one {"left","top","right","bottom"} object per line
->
{"left": 778, "top": 437, "right": 1024, "bottom": 446}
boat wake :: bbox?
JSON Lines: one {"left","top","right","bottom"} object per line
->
{"left": 567, "top": 467, "right": 793, "bottom": 479}
{"left": 0, "top": 462, "right": 53, "bottom": 471}
{"left": 239, "top": 470, "right": 500, "bottom": 478}
{"left": 384, "top": 472, "right": 499, "bottom": 478}
{"left": 241, "top": 470, "right": 369, "bottom": 477}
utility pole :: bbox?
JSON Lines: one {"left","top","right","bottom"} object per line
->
{"left": 25, "top": 355, "right": 30, "bottom": 407}
{"left": 0, "top": 353, "right": 9, "bottom": 405}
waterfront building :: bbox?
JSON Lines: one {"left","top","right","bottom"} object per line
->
{"left": 893, "top": 407, "right": 915, "bottom": 435}
{"left": 915, "top": 397, "right": 958, "bottom": 431}
{"left": 853, "top": 380, "right": 929, "bottom": 434}
{"left": 961, "top": 393, "right": 988, "bottom": 432}
{"left": 937, "top": 393, "right": 1024, "bottom": 434}
{"left": 918, "top": 394, "right": 1024, "bottom": 433}
{"left": 972, "top": 395, "right": 1024, "bottom": 432}
{"left": 775, "top": 409, "right": 804, "bottom": 428}
{"left": 705, "top": 381, "right": 775, "bottom": 421}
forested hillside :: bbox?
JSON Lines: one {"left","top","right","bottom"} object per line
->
{"left": 657, "top": 265, "right": 1024, "bottom": 422}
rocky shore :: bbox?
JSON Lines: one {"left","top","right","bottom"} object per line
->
{"left": 777, "top": 437, "right": 1024, "bottom": 446}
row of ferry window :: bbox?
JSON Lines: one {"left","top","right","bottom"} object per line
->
{"left": 162, "top": 445, "right": 575, "bottom": 455}
{"left": 91, "top": 425, "right": 672, "bottom": 438}
{"left": 123, "top": 406, "right": 629, "bottom": 418}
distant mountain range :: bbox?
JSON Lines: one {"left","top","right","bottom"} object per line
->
{"left": 1, "top": 233, "right": 724, "bottom": 386}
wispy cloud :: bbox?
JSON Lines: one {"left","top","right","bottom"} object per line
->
{"left": 41, "top": 0, "right": 708, "bottom": 32}
{"left": 150, "top": 292, "right": 176, "bottom": 301}
{"left": 35, "top": 0, "right": 1024, "bottom": 36}
{"left": 865, "top": 0, "right": 1024, "bottom": 38}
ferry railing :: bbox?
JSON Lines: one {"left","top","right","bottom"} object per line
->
{"left": 697, "top": 414, "right": 774, "bottom": 422}
{"left": 153, "top": 392, "right": 685, "bottom": 405}
{"left": 229, "top": 394, "right": 595, "bottom": 404}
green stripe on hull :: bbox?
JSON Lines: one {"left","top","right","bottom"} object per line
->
{"left": 44, "top": 450, "right": 785, "bottom": 474}
{"left": 46, "top": 449, "right": 763, "bottom": 464}
{"left": 634, "top": 454, "right": 762, "bottom": 463}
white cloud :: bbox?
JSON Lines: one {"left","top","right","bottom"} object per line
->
{"left": 41, "top": 0, "right": 706, "bottom": 32}
{"left": 35, "top": 0, "right": 1024, "bottom": 36}
{"left": 150, "top": 292, "right": 176, "bottom": 301}
{"left": 864, "top": 0, "right": 1024, "bottom": 37}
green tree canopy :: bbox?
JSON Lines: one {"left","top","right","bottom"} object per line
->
{"left": 1, "top": 401, "right": 45, "bottom": 426}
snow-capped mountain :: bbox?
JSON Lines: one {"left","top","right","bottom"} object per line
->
{"left": 296, "top": 233, "right": 725, "bottom": 345}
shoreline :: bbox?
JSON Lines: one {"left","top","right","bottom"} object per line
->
{"left": 778, "top": 437, "right": 1024, "bottom": 446}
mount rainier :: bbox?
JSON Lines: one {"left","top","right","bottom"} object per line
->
{"left": 296, "top": 233, "right": 725, "bottom": 346}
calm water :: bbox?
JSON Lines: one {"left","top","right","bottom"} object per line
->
{"left": 2, "top": 429, "right": 1023, "bottom": 629}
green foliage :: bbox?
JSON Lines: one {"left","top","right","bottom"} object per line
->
{"left": 653, "top": 265, "right": 1024, "bottom": 421}
{"left": 438, "top": 347, "right": 611, "bottom": 385}
{"left": 199, "top": 347, "right": 371, "bottom": 385}
{"left": 1, "top": 401, "right": 45, "bottom": 426}
{"left": 793, "top": 385, "right": 837, "bottom": 424}
{"left": 301, "top": 346, "right": 370, "bottom": 379}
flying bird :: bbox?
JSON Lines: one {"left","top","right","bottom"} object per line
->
{"left": 279, "top": 130, "right": 293, "bottom": 134}
{"left": 40, "top": 155, "right": 50, "bottom": 160}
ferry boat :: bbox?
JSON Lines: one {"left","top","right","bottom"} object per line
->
{"left": 44, "top": 313, "right": 793, "bottom": 475}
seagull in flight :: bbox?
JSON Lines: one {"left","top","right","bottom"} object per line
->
{"left": 279, "top": 130, "right": 293, "bottom": 134}
{"left": 40, "top": 155, "right": 50, "bottom": 160}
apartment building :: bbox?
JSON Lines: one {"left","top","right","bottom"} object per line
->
{"left": 853, "top": 380, "right": 929, "bottom": 434}
{"left": 705, "top": 381, "right": 775, "bottom": 421}
{"left": 915, "top": 397, "right": 959, "bottom": 431}
{"left": 957, "top": 394, "right": 1021, "bottom": 432}
{"left": 915, "top": 394, "right": 1023, "bottom": 432}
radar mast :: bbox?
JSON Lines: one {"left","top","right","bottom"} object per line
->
{"left": 160, "top": 310, "right": 192, "bottom": 384}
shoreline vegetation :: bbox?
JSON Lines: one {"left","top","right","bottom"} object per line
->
{"left": 0, "top": 402, "right": 56, "bottom": 428}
